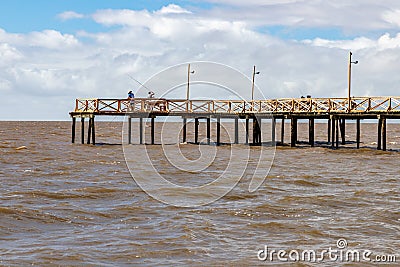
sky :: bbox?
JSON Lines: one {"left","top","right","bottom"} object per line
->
{"left": 2, "top": 0, "right": 400, "bottom": 120}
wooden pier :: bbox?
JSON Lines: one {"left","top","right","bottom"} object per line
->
{"left": 69, "top": 96, "right": 400, "bottom": 151}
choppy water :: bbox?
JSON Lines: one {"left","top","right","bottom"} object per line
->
{"left": 0, "top": 121, "right": 399, "bottom": 266}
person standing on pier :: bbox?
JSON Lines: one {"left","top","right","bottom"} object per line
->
{"left": 128, "top": 90, "right": 135, "bottom": 111}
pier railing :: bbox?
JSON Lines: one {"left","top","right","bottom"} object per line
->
{"left": 74, "top": 97, "right": 400, "bottom": 114}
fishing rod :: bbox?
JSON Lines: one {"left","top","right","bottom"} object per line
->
{"left": 127, "top": 74, "right": 154, "bottom": 93}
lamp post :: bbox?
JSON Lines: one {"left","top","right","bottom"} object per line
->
{"left": 186, "top": 63, "right": 195, "bottom": 100}
{"left": 251, "top": 65, "right": 260, "bottom": 102}
{"left": 348, "top": 52, "right": 358, "bottom": 112}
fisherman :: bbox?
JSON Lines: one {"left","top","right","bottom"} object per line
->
{"left": 128, "top": 90, "right": 135, "bottom": 111}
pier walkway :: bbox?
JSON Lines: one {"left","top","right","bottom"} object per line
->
{"left": 69, "top": 96, "right": 400, "bottom": 151}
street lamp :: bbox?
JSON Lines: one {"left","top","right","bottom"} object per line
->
{"left": 186, "top": 63, "right": 195, "bottom": 100}
{"left": 251, "top": 65, "right": 260, "bottom": 111}
{"left": 348, "top": 51, "right": 358, "bottom": 112}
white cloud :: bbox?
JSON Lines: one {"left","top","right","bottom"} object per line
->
{"left": 2, "top": 4, "right": 400, "bottom": 119}
{"left": 0, "top": 43, "right": 23, "bottom": 64}
{"left": 156, "top": 4, "right": 192, "bottom": 15}
{"left": 57, "top": 11, "right": 85, "bottom": 20}
{"left": 307, "top": 33, "right": 400, "bottom": 51}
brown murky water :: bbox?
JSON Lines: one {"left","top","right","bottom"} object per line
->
{"left": 0, "top": 121, "right": 399, "bottom": 266}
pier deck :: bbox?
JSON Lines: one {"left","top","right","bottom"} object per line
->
{"left": 69, "top": 96, "right": 400, "bottom": 150}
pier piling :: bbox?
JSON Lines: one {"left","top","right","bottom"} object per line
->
{"left": 194, "top": 118, "right": 199, "bottom": 144}
{"left": 245, "top": 117, "right": 249, "bottom": 145}
{"left": 71, "top": 117, "right": 76, "bottom": 143}
{"left": 216, "top": 117, "right": 221, "bottom": 146}
{"left": 290, "top": 117, "right": 297, "bottom": 147}
{"left": 309, "top": 118, "right": 314, "bottom": 147}
{"left": 378, "top": 118, "right": 382, "bottom": 150}
{"left": 91, "top": 117, "right": 95, "bottom": 145}
{"left": 234, "top": 117, "right": 239, "bottom": 144}
{"left": 335, "top": 118, "right": 339, "bottom": 149}
{"left": 182, "top": 118, "right": 187, "bottom": 143}
{"left": 327, "top": 118, "right": 331, "bottom": 144}
{"left": 139, "top": 118, "right": 143, "bottom": 144}
{"left": 207, "top": 117, "right": 211, "bottom": 145}
{"left": 128, "top": 117, "right": 132, "bottom": 144}
{"left": 272, "top": 117, "right": 276, "bottom": 145}
{"left": 380, "top": 117, "right": 387, "bottom": 151}
{"left": 340, "top": 119, "right": 346, "bottom": 145}
{"left": 81, "top": 118, "right": 85, "bottom": 144}
{"left": 356, "top": 118, "right": 361, "bottom": 149}
{"left": 87, "top": 117, "right": 92, "bottom": 144}
{"left": 151, "top": 117, "right": 155, "bottom": 145}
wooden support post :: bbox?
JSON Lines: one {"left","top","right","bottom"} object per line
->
{"left": 207, "top": 117, "right": 211, "bottom": 145}
{"left": 216, "top": 117, "right": 221, "bottom": 146}
{"left": 87, "top": 117, "right": 92, "bottom": 144}
{"left": 71, "top": 117, "right": 76, "bottom": 143}
{"left": 91, "top": 117, "right": 95, "bottom": 145}
{"left": 331, "top": 117, "right": 335, "bottom": 149}
{"left": 356, "top": 118, "right": 360, "bottom": 149}
{"left": 194, "top": 118, "right": 199, "bottom": 144}
{"left": 128, "top": 116, "right": 132, "bottom": 144}
{"left": 253, "top": 118, "right": 261, "bottom": 145}
{"left": 327, "top": 118, "right": 331, "bottom": 144}
{"left": 151, "top": 116, "right": 155, "bottom": 145}
{"left": 272, "top": 117, "right": 276, "bottom": 145}
{"left": 81, "top": 117, "right": 85, "bottom": 144}
{"left": 335, "top": 118, "right": 339, "bottom": 149}
{"left": 256, "top": 118, "right": 262, "bottom": 145}
{"left": 281, "top": 118, "right": 285, "bottom": 144}
{"left": 309, "top": 118, "right": 314, "bottom": 147}
{"left": 139, "top": 117, "right": 143, "bottom": 145}
{"left": 234, "top": 117, "right": 239, "bottom": 144}
{"left": 182, "top": 118, "right": 187, "bottom": 143}
{"left": 377, "top": 118, "right": 382, "bottom": 150}
{"left": 382, "top": 117, "right": 387, "bottom": 151}
{"left": 340, "top": 118, "right": 346, "bottom": 145}
{"left": 290, "top": 117, "right": 297, "bottom": 147}
{"left": 245, "top": 117, "right": 249, "bottom": 145}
